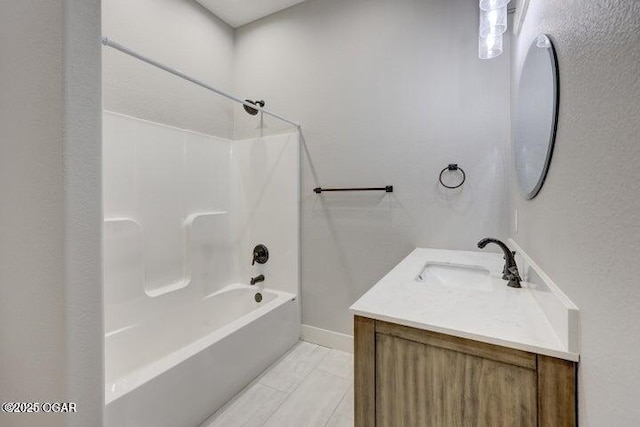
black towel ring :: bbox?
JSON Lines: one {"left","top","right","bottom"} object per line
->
{"left": 439, "top": 164, "right": 466, "bottom": 189}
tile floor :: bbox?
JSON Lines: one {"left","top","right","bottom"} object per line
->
{"left": 200, "top": 341, "right": 354, "bottom": 427}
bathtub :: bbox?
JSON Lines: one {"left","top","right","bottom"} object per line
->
{"left": 105, "top": 284, "right": 300, "bottom": 427}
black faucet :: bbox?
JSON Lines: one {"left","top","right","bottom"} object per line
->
{"left": 250, "top": 274, "right": 265, "bottom": 286}
{"left": 477, "top": 238, "right": 522, "bottom": 288}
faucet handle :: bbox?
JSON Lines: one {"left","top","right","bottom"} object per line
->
{"left": 507, "top": 266, "right": 521, "bottom": 279}
{"left": 505, "top": 267, "right": 523, "bottom": 288}
{"left": 252, "top": 244, "right": 269, "bottom": 265}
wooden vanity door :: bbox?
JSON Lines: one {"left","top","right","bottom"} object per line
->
{"left": 375, "top": 333, "right": 537, "bottom": 427}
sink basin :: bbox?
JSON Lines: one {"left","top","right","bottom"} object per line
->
{"left": 416, "top": 262, "right": 493, "bottom": 291}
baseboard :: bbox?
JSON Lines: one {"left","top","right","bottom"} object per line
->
{"left": 301, "top": 324, "right": 354, "bottom": 354}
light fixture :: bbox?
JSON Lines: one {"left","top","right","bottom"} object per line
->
{"left": 479, "top": 0, "right": 510, "bottom": 11}
{"left": 478, "top": 0, "right": 510, "bottom": 59}
{"left": 478, "top": 33, "right": 503, "bottom": 59}
{"left": 479, "top": 6, "right": 507, "bottom": 38}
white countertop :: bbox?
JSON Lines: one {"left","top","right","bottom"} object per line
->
{"left": 350, "top": 248, "right": 579, "bottom": 362}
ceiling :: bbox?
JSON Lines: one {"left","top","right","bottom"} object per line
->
{"left": 196, "top": 0, "right": 309, "bottom": 28}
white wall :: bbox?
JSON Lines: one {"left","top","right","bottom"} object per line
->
{"left": 0, "top": 1, "right": 103, "bottom": 426}
{"left": 510, "top": 0, "right": 640, "bottom": 424}
{"left": 102, "top": 0, "right": 235, "bottom": 137}
{"left": 234, "top": 0, "right": 512, "bottom": 335}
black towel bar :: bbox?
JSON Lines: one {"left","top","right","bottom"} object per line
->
{"left": 313, "top": 186, "right": 393, "bottom": 194}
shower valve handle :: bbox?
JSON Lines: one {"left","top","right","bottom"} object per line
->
{"left": 252, "top": 244, "right": 269, "bottom": 265}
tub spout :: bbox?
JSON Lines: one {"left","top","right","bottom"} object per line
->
{"left": 250, "top": 275, "right": 265, "bottom": 285}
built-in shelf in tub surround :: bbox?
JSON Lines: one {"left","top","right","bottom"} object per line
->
{"left": 144, "top": 212, "right": 231, "bottom": 297}
{"left": 104, "top": 212, "right": 231, "bottom": 298}
{"left": 104, "top": 215, "right": 190, "bottom": 298}
{"left": 350, "top": 248, "right": 580, "bottom": 361}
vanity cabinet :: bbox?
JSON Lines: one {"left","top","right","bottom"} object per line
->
{"left": 355, "top": 316, "right": 577, "bottom": 427}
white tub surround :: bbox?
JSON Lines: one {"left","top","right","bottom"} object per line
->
{"left": 103, "top": 111, "right": 300, "bottom": 301}
{"left": 350, "top": 248, "right": 579, "bottom": 362}
{"left": 103, "top": 112, "right": 301, "bottom": 426}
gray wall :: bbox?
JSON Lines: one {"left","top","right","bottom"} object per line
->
{"left": 0, "top": 1, "right": 103, "bottom": 426}
{"left": 103, "top": 0, "right": 235, "bottom": 137}
{"left": 510, "top": 0, "right": 640, "bottom": 424}
{"left": 235, "top": 0, "right": 512, "bottom": 335}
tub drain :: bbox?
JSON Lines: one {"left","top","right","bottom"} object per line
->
{"left": 255, "top": 292, "right": 263, "bottom": 303}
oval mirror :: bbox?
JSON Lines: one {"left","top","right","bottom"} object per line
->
{"left": 514, "top": 34, "right": 559, "bottom": 199}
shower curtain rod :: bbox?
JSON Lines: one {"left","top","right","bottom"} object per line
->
{"left": 101, "top": 37, "right": 301, "bottom": 128}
